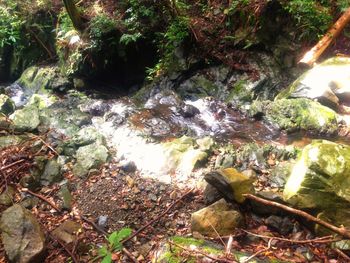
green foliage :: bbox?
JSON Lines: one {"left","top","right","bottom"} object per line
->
{"left": 89, "top": 14, "right": 118, "bottom": 51}
{"left": 98, "top": 228, "right": 132, "bottom": 263}
{"left": 282, "top": 0, "right": 332, "bottom": 40}
{"left": 336, "top": 0, "right": 350, "bottom": 12}
{"left": 0, "top": 2, "right": 23, "bottom": 48}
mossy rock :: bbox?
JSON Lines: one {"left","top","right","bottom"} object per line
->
{"left": 276, "top": 57, "right": 350, "bottom": 109}
{"left": 9, "top": 105, "right": 40, "bottom": 132}
{"left": 249, "top": 98, "right": 338, "bottom": 134}
{"left": 18, "top": 65, "right": 72, "bottom": 93}
{"left": 0, "top": 135, "right": 24, "bottom": 149}
{"left": 284, "top": 140, "right": 350, "bottom": 210}
{"left": 155, "top": 236, "right": 271, "bottom": 263}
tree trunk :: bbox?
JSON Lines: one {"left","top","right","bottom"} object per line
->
{"left": 62, "top": 0, "right": 84, "bottom": 31}
{"left": 299, "top": 7, "right": 350, "bottom": 67}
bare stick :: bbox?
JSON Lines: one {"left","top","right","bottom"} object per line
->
{"left": 0, "top": 159, "right": 26, "bottom": 171}
{"left": 21, "top": 188, "right": 61, "bottom": 212}
{"left": 242, "top": 238, "right": 272, "bottom": 263}
{"left": 168, "top": 240, "right": 235, "bottom": 263}
{"left": 241, "top": 229, "right": 340, "bottom": 244}
{"left": 243, "top": 194, "right": 350, "bottom": 239}
{"left": 122, "top": 188, "right": 194, "bottom": 244}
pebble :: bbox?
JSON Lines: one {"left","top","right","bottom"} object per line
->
{"left": 98, "top": 215, "right": 108, "bottom": 228}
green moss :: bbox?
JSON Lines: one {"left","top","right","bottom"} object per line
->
{"left": 250, "top": 98, "right": 338, "bottom": 134}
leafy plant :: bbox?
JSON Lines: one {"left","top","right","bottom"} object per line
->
{"left": 0, "top": 2, "right": 23, "bottom": 48}
{"left": 98, "top": 228, "right": 132, "bottom": 263}
{"left": 282, "top": 0, "right": 332, "bottom": 40}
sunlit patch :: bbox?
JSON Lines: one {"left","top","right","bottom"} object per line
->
{"left": 284, "top": 156, "right": 308, "bottom": 200}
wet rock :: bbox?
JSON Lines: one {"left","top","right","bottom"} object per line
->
{"left": 40, "top": 159, "right": 62, "bottom": 186}
{"left": 0, "top": 204, "right": 45, "bottom": 263}
{"left": 0, "top": 94, "right": 15, "bottom": 115}
{"left": 265, "top": 215, "right": 294, "bottom": 235}
{"left": 276, "top": 57, "right": 350, "bottom": 109}
{"left": 79, "top": 100, "right": 111, "bottom": 116}
{"left": 154, "top": 236, "right": 267, "bottom": 263}
{"left": 205, "top": 168, "right": 255, "bottom": 203}
{"left": 18, "top": 65, "right": 72, "bottom": 93}
{"left": 52, "top": 220, "right": 81, "bottom": 244}
{"left": 163, "top": 136, "right": 208, "bottom": 176}
{"left": 180, "top": 104, "right": 200, "bottom": 118}
{"left": 10, "top": 105, "right": 40, "bottom": 132}
{"left": 119, "top": 160, "right": 137, "bottom": 173}
{"left": 249, "top": 98, "right": 338, "bottom": 134}
{"left": 27, "top": 94, "right": 57, "bottom": 110}
{"left": 73, "top": 143, "right": 109, "bottom": 177}
{"left": 0, "top": 186, "right": 15, "bottom": 206}
{"left": 203, "top": 183, "right": 222, "bottom": 205}
{"left": 0, "top": 135, "right": 23, "bottom": 149}
{"left": 191, "top": 199, "right": 243, "bottom": 237}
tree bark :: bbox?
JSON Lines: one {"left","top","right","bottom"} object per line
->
{"left": 299, "top": 7, "right": 350, "bottom": 67}
{"left": 62, "top": 0, "right": 84, "bottom": 31}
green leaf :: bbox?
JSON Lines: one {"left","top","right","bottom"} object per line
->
{"left": 98, "top": 246, "right": 109, "bottom": 257}
{"left": 101, "top": 252, "right": 112, "bottom": 263}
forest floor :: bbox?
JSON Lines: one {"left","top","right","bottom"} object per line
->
{"left": 0, "top": 133, "right": 346, "bottom": 262}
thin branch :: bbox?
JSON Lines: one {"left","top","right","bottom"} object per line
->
{"left": 48, "top": 231, "right": 79, "bottom": 263}
{"left": 242, "top": 238, "right": 272, "bottom": 263}
{"left": 21, "top": 188, "right": 61, "bottom": 212}
{"left": 241, "top": 229, "right": 340, "bottom": 244}
{"left": 0, "top": 159, "right": 26, "bottom": 171}
{"left": 243, "top": 194, "right": 350, "bottom": 239}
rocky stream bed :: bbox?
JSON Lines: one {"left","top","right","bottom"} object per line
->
{"left": 2, "top": 55, "right": 350, "bottom": 262}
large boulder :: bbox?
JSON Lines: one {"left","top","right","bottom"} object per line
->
{"left": 284, "top": 140, "right": 350, "bottom": 209}
{"left": 276, "top": 57, "right": 350, "bottom": 109}
{"left": 18, "top": 65, "right": 72, "bottom": 93}
{"left": 191, "top": 199, "right": 243, "bottom": 237}
{"left": 0, "top": 204, "right": 45, "bottom": 263}
{"left": 249, "top": 98, "right": 338, "bottom": 134}
{"left": 0, "top": 94, "right": 15, "bottom": 115}
{"left": 10, "top": 105, "right": 40, "bottom": 132}
{"left": 283, "top": 140, "right": 350, "bottom": 234}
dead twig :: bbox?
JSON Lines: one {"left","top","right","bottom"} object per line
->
{"left": 334, "top": 248, "right": 350, "bottom": 261}
{"left": 122, "top": 187, "right": 194, "bottom": 244}
{"left": 242, "top": 238, "right": 273, "bottom": 263}
{"left": 243, "top": 194, "right": 350, "bottom": 239}
{"left": 168, "top": 240, "right": 236, "bottom": 263}
{"left": 0, "top": 159, "right": 26, "bottom": 171}
{"left": 21, "top": 188, "right": 61, "bottom": 212}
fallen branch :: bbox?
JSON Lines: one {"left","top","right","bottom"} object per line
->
{"left": 21, "top": 188, "right": 61, "bottom": 212}
{"left": 241, "top": 229, "right": 340, "bottom": 244}
{"left": 122, "top": 188, "right": 194, "bottom": 244}
{"left": 243, "top": 194, "right": 350, "bottom": 239}
{"left": 299, "top": 7, "right": 350, "bottom": 66}
{"left": 168, "top": 240, "right": 235, "bottom": 263}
